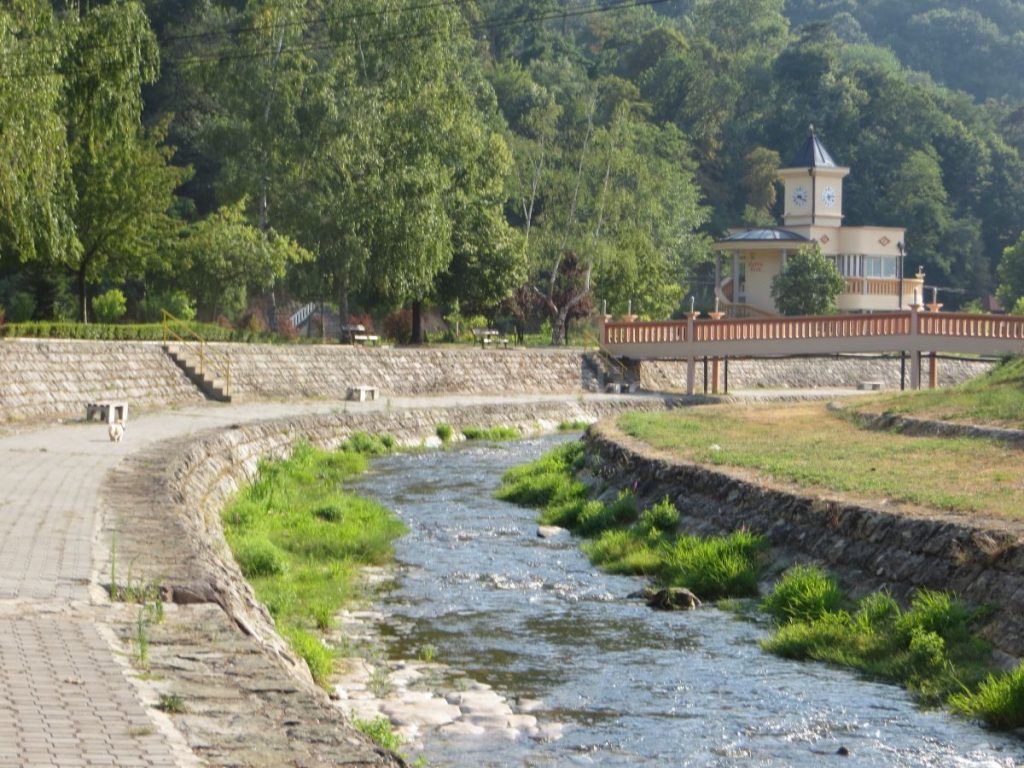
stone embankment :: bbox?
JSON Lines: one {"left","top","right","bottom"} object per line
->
{"left": 584, "top": 420, "right": 1024, "bottom": 659}
{"left": 638, "top": 355, "right": 993, "bottom": 391}
{"left": 100, "top": 397, "right": 666, "bottom": 765}
{"left": 0, "top": 339, "right": 204, "bottom": 424}
{"left": 2, "top": 338, "right": 995, "bottom": 429}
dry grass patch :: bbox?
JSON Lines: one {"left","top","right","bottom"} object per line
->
{"left": 618, "top": 403, "right": 1024, "bottom": 521}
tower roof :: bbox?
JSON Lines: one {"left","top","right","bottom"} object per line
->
{"left": 786, "top": 125, "right": 838, "bottom": 169}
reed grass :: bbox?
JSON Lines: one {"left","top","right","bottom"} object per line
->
{"left": 222, "top": 440, "right": 406, "bottom": 686}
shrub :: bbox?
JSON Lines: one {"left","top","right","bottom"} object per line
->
{"left": 660, "top": 530, "right": 767, "bottom": 600}
{"left": 950, "top": 662, "right": 1024, "bottom": 730}
{"left": 574, "top": 491, "right": 637, "bottom": 537}
{"left": 762, "top": 564, "right": 843, "bottom": 625}
{"left": 233, "top": 537, "right": 287, "bottom": 577}
{"left": 462, "top": 425, "right": 520, "bottom": 441}
{"left": 5, "top": 290, "right": 36, "bottom": 322}
{"left": 435, "top": 423, "right": 453, "bottom": 443}
{"left": 635, "top": 497, "right": 680, "bottom": 537}
{"left": 138, "top": 291, "right": 195, "bottom": 322}
{"left": 92, "top": 289, "right": 128, "bottom": 323}
{"left": 381, "top": 308, "right": 411, "bottom": 344}
{"left": 343, "top": 431, "right": 394, "bottom": 456}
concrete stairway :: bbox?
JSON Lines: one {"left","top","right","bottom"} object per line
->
{"left": 164, "top": 343, "right": 232, "bottom": 402}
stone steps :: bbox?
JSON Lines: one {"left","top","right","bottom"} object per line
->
{"left": 163, "top": 343, "right": 231, "bottom": 402}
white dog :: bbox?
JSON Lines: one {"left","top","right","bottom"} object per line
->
{"left": 108, "top": 420, "right": 125, "bottom": 443}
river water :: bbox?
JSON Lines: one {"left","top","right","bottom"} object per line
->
{"left": 349, "top": 434, "right": 1024, "bottom": 767}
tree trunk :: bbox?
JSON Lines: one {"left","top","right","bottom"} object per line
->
{"left": 411, "top": 300, "right": 424, "bottom": 345}
{"left": 77, "top": 265, "right": 88, "bottom": 324}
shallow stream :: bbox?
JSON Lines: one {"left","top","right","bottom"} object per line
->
{"left": 349, "top": 434, "right": 1024, "bottom": 767}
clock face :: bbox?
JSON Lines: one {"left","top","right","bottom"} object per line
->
{"left": 792, "top": 185, "right": 808, "bottom": 207}
{"left": 822, "top": 185, "right": 837, "bottom": 208}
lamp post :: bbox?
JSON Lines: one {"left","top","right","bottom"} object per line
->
{"left": 897, "top": 241, "right": 907, "bottom": 391}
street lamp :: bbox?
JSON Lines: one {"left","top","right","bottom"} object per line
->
{"left": 896, "top": 241, "right": 907, "bottom": 390}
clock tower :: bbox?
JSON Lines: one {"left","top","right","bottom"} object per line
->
{"left": 779, "top": 125, "right": 850, "bottom": 228}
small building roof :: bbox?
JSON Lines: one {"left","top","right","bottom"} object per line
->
{"left": 787, "top": 125, "right": 838, "bottom": 169}
{"left": 719, "top": 228, "right": 810, "bottom": 243}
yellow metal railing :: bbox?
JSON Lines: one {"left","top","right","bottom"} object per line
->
{"left": 161, "top": 310, "right": 232, "bottom": 397}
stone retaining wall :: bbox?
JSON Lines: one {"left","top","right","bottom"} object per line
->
{"left": 584, "top": 421, "right": 1024, "bottom": 659}
{"left": 1, "top": 338, "right": 999, "bottom": 428}
{"left": 638, "top": 355, "right": 994, "bottom": 391}
{"left": 214, "top": 343, "right": 589, "bottom": 399}
{"left": 0, "top": 339, "right": 203, "bottom": 425}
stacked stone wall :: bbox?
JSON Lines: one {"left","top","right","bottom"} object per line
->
{"left": 215, "top": 343, "right": 586, "bottom": 399}
{"left": 639, "top": 355, "right": 993, "bottom": 391}
{"left": 0, "top": 339, "right": 203, "bottom": 425}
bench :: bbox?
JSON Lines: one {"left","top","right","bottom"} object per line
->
{"left": 472, "top": 328, "right": 510, "bottom": 349}
{"left": 85, "top": 401, "right": 128, "bottom": 424}
{"left": 347, "top": 385, "right": 378, "bottom": 402}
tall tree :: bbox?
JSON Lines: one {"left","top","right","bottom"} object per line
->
{"left": 0, "top": 0, "right": 74, "bottom": 264}
{"left": 61, "top": 0, "right": 187, "bottom": 321}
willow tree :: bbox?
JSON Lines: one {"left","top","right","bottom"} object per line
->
{"left": 61, "top": 0, "right": 187, "bottom": 322}
{"left": 0, "top": 1, "right": 73, "bottom": 264}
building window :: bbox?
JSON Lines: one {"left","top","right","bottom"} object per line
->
{"left": 833, "top": 254, "right": 859, "bottom": 277}
{"left": 863, "top": 255, "right": 897, "bottom": 278}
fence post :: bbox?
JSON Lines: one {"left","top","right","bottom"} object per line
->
{"left": 909, "top": 302, "right": 921, "bottom": 389}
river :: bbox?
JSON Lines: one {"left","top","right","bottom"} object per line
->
{"left": 348, "top": 434, "right": 1024, "bottom": 767}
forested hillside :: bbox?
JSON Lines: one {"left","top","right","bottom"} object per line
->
{"left": 2, "top": 0, "right": 1024, "bottom": 336}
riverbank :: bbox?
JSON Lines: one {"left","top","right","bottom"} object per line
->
{"left": 582, "top": 416, "right": 1024, "bottom": 660}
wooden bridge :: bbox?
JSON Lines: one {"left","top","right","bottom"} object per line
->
{"left": 602, "top": 308, "right": 1024, "bottom": 394}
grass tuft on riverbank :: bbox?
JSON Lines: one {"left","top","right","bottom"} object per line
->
{"left": 760, "top": 565, "right": 1022, "bottom": 726}
{"left": 618, "top": 400, "right": 1024, "bottom": 520}
{"left": 223, "top": 439, "right": 407, "bottom": 686}
{"left": 497, "top": 444, "right": 766, "bottom": 601}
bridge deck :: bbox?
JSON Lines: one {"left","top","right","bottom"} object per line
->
{"left": 602, "top": 310, "right": 1024, "bottom": 393}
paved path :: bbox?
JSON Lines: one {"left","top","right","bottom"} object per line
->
{"left": 0, "top": 393, "right": 664, "bottom": 767}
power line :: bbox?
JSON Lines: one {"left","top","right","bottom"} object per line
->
{"left": 0, "top": 0, "right": 672, "bottom": 80}
{"left": 163, "top": 0, "right": 671, "bottom": 69}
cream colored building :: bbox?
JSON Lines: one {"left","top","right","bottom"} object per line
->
{"left": 712, "top": 128, "right": 922, "bottom": 316}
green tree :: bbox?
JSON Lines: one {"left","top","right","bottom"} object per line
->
{"left": 61, "top": 1, "right": 188, "bottom": 321}
{"left": 175, "top": 199, "right": 310, "bottom": 319}
{"left": 996, "top": 233, "right": 1024, "bottom": 311}
{"left": 0, "top": 1, "right": 73, "bottom": 264}
{"left": 770, "top": 245, "right": 844, "bottom": 316}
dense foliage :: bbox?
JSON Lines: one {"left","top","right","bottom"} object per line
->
{"left": 2, "top": 0, "right": 1024, "bottom": 336}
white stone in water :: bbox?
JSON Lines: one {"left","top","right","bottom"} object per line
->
{"left": 515, "top": 697, "right": 544, "bottom": 713}
{"left": 537, "top": 525, "right": 568, "bottom": 539}
{"left": 532, "top": 722, "right": 565, "bottom": 741}
{"left": 438, "top": 721, "right": 487, "bottom": 738}
{"left": 379, "top": 699, "right": 461, "bottom": 728}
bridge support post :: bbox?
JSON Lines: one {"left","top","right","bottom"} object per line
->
{"left": 711, "top": 357, "right": 720, "bottom": 394}
{"left": 929, "top": 352, "right": 938, "bottom": 389}
{"left": 686, "top": 357, "right": 696, "bottom": 395}
{"left": 910, "top": 302, "right": 922, "bottom": 389}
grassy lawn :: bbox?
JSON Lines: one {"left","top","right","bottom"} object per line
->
{"left": 618, "top": 402, "right": 1024, "bottom": 520}
{"left": 856, "top": 356, "right": 1024, "bottom": 429}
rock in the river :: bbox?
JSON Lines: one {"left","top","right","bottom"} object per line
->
{"left": 642, "top": 586, "right": 702, "bottom": 611}
{"left": 537, "top": 525, "right": 568, "bottom": 539}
